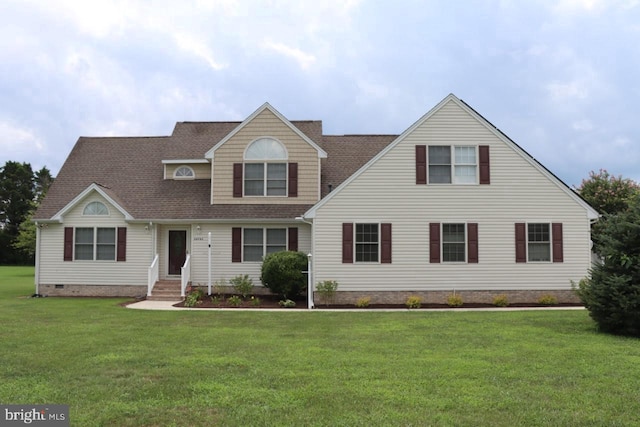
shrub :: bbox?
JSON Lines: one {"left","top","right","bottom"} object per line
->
{"left": 250, "top": 296, "right": 261, "bottom": 307}
{"left": 279, "top": 299, "right": 296, "bottom": 308}
{"left": 355, "top": 297, "right": 371, "bottom": 308}
{"left": 316, "top": 280, "right": 339, "bottom": 306}
{"left": 447, "top": 294, "right": 463, "bottom": 307}
{"left": 493, "top": 294, "right": 509, "bottom": 307}
{"left": 230, "top": 274, "right": 253, "bottom": 299}
{"left": 405, "top": 295, "right": 422, "bottom": 309}
{"left": 537, "top": 294, "right": 558, "bottom": 306}
{"left": 184, "top": 287, "right": 205, "bottom": 307}
{"left": 261, "top": 251, "right": 308, "bottom": 299}
{"left": 227, "top": 295, "right": 242, "bottom": 307}
{"left": 210, "top": 295, "right": 222, "bottom": 306}
{"left": 212, "top": 278, "right": 227, "bottom": 296}
{"left": 574, "top": 196, "right": 640, "bottom": 337}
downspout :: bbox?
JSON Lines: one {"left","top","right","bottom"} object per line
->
{"left": 296, "top": 216, "right": 314, "bottom": 309}
{"left": 34, "top": 222, "right": 41, "bottom": 296}
{"left": 208, "top": 232, "right": 212, "bottom": 295}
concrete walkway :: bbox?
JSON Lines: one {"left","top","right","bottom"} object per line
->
{"left": 127, "top": 299, "right": 586, "bottom": 312}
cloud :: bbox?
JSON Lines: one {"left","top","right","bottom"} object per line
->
{"left": 0, "top": 120, "right": 45, "bottom": 159}
{"left": 173, "top": 33, "right": 227, "bottom": 71}
{"left": 572, "top": 119, "right": 594, "bottom": 131}
{"left": 263, "top": 40, "right": 317, "bottom": 70}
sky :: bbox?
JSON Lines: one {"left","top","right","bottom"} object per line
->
{"left": 1, "top": 0, "right": 639, "bottom": 188}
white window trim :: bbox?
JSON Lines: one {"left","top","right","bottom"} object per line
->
{"left": 441, "top": 222, "right": 467, "bottom": 263}
{"left": 74, "top": 227, "right": 117, "bottom": 262}
{"left": 243, "top": 162, "right": 289, "bottom": 197}
{"left": 173, "top": 165, "right": 196, "bottom": 180}
{"left": 242, "top": 227, "right": 288, "bottom": 262}
{"left": 526, "top": 222, "right": 552, "bottom": 263}
{"left": 82, "top": 201, "right": 110, "bottom": 216}
{"left": 354, "top": 223, "right": 380, "bottom": 264}
{"left": 244, "top": 137, "right": 288, "bottom": 160}
{"left": 428, "top": 145, "right": 479, "bottom": 185}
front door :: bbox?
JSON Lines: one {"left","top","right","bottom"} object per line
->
{"left": 168, "top": 230, "right": 187, "bottom": 275}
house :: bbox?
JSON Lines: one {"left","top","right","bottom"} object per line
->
{"left": 33, "top": 94, "right": 599, "bottom": 306}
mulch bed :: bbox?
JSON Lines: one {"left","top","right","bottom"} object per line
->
{"left": 172, "top": 294, "right": 583, "bottom": 309}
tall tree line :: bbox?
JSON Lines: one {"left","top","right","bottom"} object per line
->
{"left": 0, "top": 161, "right": 53, "bottom": 265}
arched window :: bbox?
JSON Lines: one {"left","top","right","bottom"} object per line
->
{"left": 244, "top": 138, "right": 288, "bottom": 160}
{"left": 174, "top": 165, "right": 195, "bottom": 179}
{"left": 243, "top": 138, "right": 288, "bottom": 196}
{"left": 83, "top": 201, "right": 109, "bottom": 216}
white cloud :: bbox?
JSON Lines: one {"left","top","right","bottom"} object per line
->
{"left": 173, "top": 33, "right": 227, "bottom": 71}
{"left": 0, "top": 120, "right": 45, "bottom": 157}
{"left": 263, "top": 40, "right": 317, "bottom": 70}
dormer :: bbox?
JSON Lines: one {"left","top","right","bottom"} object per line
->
{"left": 162, "top": 159, "right": 211, "bottom": 180}
{"left": 205, "top": 103, "right": 327, "bottom": 204}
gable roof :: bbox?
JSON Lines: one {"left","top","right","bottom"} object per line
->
{"left": 50, "top": 183, "right": 134, "bottom": 222}
{"left": 304, "top": 94, "right": 599, "bottom": 220}
{"left": 204, "top": 103, "right": 328, "bottom": 159}
{"left": 33, "top": 108, "right": 389, "bottom": 222}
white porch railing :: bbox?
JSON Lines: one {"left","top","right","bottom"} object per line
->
{"left": 147, "top": 254, "right": 159, "bottom": 297}
{"left": 181, "top": 254, "right": 191, "bottom": 297}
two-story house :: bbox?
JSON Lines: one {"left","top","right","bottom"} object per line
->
{"left": 33, "top": 94, "right": 599, "bottom": 306}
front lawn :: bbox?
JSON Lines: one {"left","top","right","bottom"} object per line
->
{"left": 1, "top": 266, "right": 639, "bottom": 426}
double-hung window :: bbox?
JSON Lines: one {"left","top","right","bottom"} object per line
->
{"left": 442, "top": 223, "right": 466, "bottom": 262}
{"left": 428, "top": 145, "right": 477, "bottom": 184}
{"left": 528, "top": 223, "right": 551, "bottom": 262}
{"left": 244, "top": 163, "right": 286, "bottom": 196}
{"left": 355, "top": 223, "right": 379, "bottom": 262}
{"left": 243, "top": 228, "right": 287, "bottom": 262}
{"left": 74, "top": 227, "right": 116, "bottom": 261}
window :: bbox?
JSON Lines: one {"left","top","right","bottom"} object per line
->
{"left": 243, "top": 228, "right": 287, "bottom": 262}
{"left": 528, "top": 223, "right": 550, "bottom": 262}
{"left": 244, "top": 163, "right": 287, "bottom": 196}
{"left": 242, "top": 138, "right": 288, "bottom": 197}
{"left": 355, "top": 223, "right": 379, "bottom": 262}
{"left": 74, "top": 227, "right": 116, "bottom": 261}
{"left": 428, "top": 146, "right": 477, "bottom": 184}
{"left": 83, "top": 201, "right": 108, "bottom": 216}
{"left": 442, "top": 223, "right": 466, "bottom": 262}
{"left": 174, "top": 165, "right": 195, "bottom": 179}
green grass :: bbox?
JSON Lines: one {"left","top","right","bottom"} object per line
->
{"left": 1, "top": 266, "right": 639, "bottom": 426}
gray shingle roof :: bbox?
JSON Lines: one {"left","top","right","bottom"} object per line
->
{"left": 35, "top": 119, "right": 396, "bottom": 221}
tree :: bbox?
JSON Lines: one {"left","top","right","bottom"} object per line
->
{"left": 575, "top": 194, "right": 640, "bottom": 336}
{"left": 576, "top": 169, "right": 640, "bottom": 256}
{"left": 260, "top": 251, "right": 308, "bottom": 299}
{"left": 13, "top": 212, "right": 36, "bottom": 261}
{"left": 34, "top": 166, "right": 54, "bottom": 203}
{"left": 0, "top": 162, "right": 54, "bottom": 264}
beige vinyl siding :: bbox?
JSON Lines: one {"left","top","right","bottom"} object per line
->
{"left": 165, "top": 163, "right": 211, "bottom": 180}
{"left": 187, "top": 223, "right": 311, "bottom": 287}
{"left": 212, "top": 109, "right": 320, "bottom": 204}
{"left": 38, "top": 194, "right": 152, "bottom": 286}
{"left": 313, "top": 99, "right": 593, "bottom": 292}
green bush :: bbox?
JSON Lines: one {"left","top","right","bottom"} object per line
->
{"left": 250, "top": 296, "right": 261, "bottom": 307}
{"left": 227, "top": 295, "right": 242, "bottom": 306}
{"left": 278, "top": 299, "right": 296, "bottom": 308}
{"left": 316, "top": 280, "right": 339, "bottom": 306}
{"left": 575, "top": 180, "right": 640, "bottom": 337}
{"left": 405, "top": 295, "right": 422, "bottom": 309}
{"left": 261, "top": 251, "right": 308, "bottom": 299}
{"left": 493, "top": 294, "right": 509, "bottom": 307}
{"left": 537, "top": 294, "right": 558, "bottom": 306}
{"left": 355, "top": 297, "right": 371, "bottom": 308}
{"left": 446, "top": 294, "right": 463, "bottom": 307}
{"left": 184, "top": 287, "right": 205, "bottom": 307}
{"left": 230, "top": 274, "right": 253, "bottom": 299}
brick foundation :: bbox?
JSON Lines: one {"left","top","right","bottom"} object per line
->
{"left": 318, "top": 289, "right": 581, "bottom": 305}
{"left": 39, "top": 284, "right": 147, "bottom": 298}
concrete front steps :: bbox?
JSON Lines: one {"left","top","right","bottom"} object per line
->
{"left": 147, "top": 280, "right": 184, "bottom": 301}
